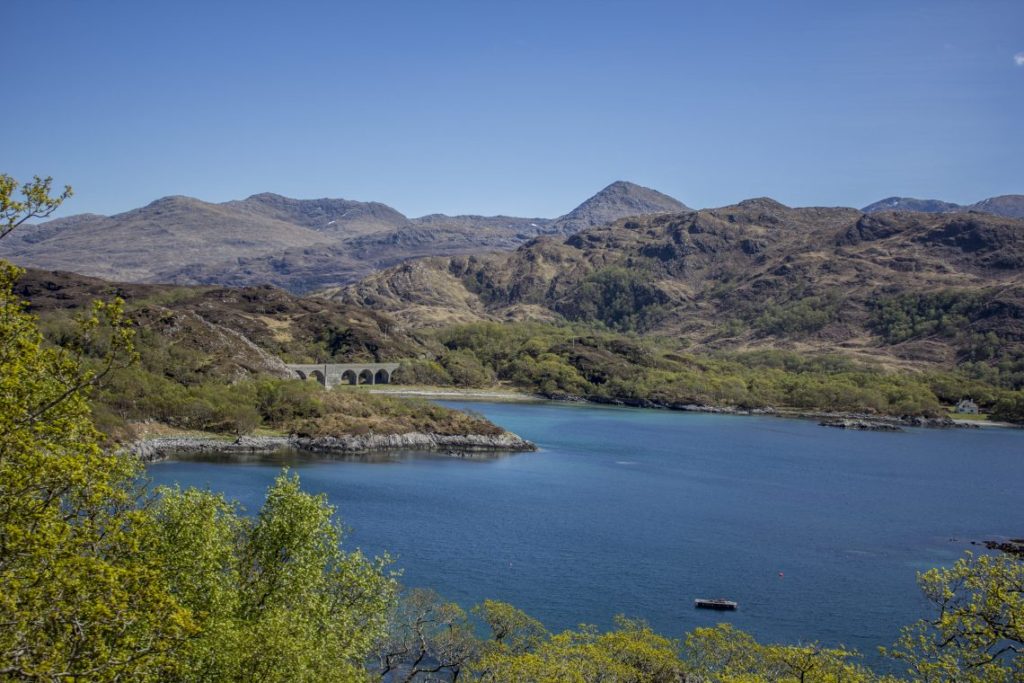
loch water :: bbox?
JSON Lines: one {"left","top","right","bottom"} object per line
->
{"left": 148, "top": 401, "right": 1024, "bottom": 664}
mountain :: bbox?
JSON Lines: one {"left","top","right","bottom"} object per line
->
{"left": 545, "top": 180, "right": 690, "bottom": 236}
{"left": 861, "top": 197, "right": 962, "bottom": 214}
{"left": 0, "top": 195, "right": 330, "bottom": 282}
{"left": 862, "top": 194, "right": 1024, "bottom": 219}
{"left": 334, "top": 199, "right": 1024, "bottom": 367}
{"left": 221, "top": 192, "right": 409, "bottom": 234}
{"left": 969, "top": 195, "right": 1024, "bottom": 219}
{"left": 0, "top": 183, "right": 688, "bottom": 292}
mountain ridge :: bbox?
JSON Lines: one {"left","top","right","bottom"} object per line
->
{"left": 333, "top": 202, "right": 1024, "bottom": 370}
{"left": 0, "top": 181, "right": 690, "bottom": 291}
{"left": 862, "top": 194, "right": 1024, "bottom": 218}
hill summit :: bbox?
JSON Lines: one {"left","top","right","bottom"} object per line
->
{"left": 546, "top": 181, "right": 690, "bottom": 236}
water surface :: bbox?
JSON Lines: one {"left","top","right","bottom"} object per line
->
{"left": 148, "top": 402, "right": 1024, "bottom": 662}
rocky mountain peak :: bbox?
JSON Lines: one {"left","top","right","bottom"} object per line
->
{"left": 548, "top": 181, "right": 690, "bottom": 236}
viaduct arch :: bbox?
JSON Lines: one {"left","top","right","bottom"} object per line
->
{"left": 285, "top": 363, "right": 401, "bottom": 388}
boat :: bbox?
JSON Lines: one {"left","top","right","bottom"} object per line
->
{"left": 694, "top": 598, "right": 738, "bottom": 611}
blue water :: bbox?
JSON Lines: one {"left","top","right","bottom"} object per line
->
{"left": 148, "top": 402, "right": 1024, "bottom": 662}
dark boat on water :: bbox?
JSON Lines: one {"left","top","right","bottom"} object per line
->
{"left": 694, "top": 598, "right": 738, "bottom": 611}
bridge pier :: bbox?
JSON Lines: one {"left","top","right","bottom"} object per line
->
{"left": 285, "top": 362, "right": 400, "bottom": 388}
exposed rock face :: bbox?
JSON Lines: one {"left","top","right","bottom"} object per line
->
{"left": 819, "top": 419, "right": 903, "bottom": 432}
{"left": 130, "top": 431, "right": 537, "bottom": 462}
{"left": 816, "top": 415, "right": 979, "bottom": 430}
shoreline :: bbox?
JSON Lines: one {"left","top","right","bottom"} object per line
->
{"left": 128, "top": 430, "right": 537, "bottom": 463}
{"left": 372, "top": 385, "right": 1020, "bottom": 430}
{"left": 121, "top": 390, "right": 1018, "bottom": 463}
{"left": 367, "top": 386, "right": 541, "bottom": 402}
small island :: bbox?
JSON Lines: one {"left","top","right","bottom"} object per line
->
{"left": 118, "top": 382, "right": 535, "bottom": 462}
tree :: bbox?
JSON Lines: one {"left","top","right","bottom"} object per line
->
{"left": 884, "top": 551, "right": 1023, "bottom": 682}
{"left": 469, "top": 614, "right": 684, "bottom": 683}
{"left": 0, "top": 176, "right": 193, "bottom": 679}
{"left": 0, "top": 174, "right": 71, "bottom": 240}
{"left": 372, "top": 589, "right": 478, "bottom": 682}
{"left": 685, "top": 623, "right": 888, "bottom": 682}
{"left": 155, "top": 474, "right": 397, "bottom": 682}
{"left": 1, "top": 175, "right": 399, "bottom": 680}
{"left": 473, "top": 600, "right": 547, "bottom": 654}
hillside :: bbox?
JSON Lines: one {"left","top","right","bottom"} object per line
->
{"left": 0, "top": 181, "right": 688, "bottom": 293}
{"left": 335, "top": 200, "right": 1024, "bottom": 371}
{"left": 16, "top": 268, "right": 432, "bottom": 375}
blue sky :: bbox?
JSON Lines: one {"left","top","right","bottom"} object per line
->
{"left": 4, "top": 0, "right": 1022, "bottom": 218}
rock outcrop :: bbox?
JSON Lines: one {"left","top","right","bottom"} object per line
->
{"left": 130, "top": 430, "right": 536, "bottom": 462}
{"left": 819, "top": 419, "right": 903, "bottom": 432}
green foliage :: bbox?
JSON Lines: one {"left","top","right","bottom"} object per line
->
{"left": 685, "top": 624, "right": 887, "bottom": 682}
{"left": 0, "top": 173, "right": 72, "bottom": 240}
{"left": 373, "top": 589, "right": 479, "bottom": 682}
{"left": 870, "top": 291, "right": 985, "bottom": 345}
{"left": 392, "top": 358, "right": 453, "bottom": 385}
{"left": 868, "top": 290, "right": 1024, "bottom": 391}
{"left": 883, "top": 552, "right": 1024, "bottom": 682}
{"left": 254, "top": 376, "right": 325, "bottom": 423}
{"left": 991, "top": 391, "right": 1024, "bottom": 423}
{"left": 470, "top": 615, "right": 684, "bottom": 682}
{"left": 474, "top": 600, "right": 548, "bottom": 653}
{"left": 562, "top": 265, "right": 670, "bottom": 332}
{"left": 441, "top": 348, "right": 496, "bottom": 387}
{"left": 754, "top": 292, "right": 842, "bottom": 337}
{"left": 291, "top": 390, "right": 503, "bottom": 438}
{"left": 0, "top": 181, "right": 193, "bottom": 678}
{"left": 0, "top": 273, "right": 397, "bottom": 678}
{"left": 424, "top": 321, "right": 972, "bottom": 417}
{"left": 1, "top": 175, "right": 399, "bottom": 680}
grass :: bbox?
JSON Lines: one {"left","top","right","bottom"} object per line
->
{"left": 948, "top": 411, "right": 990, "bottom": 421}
{"left": 287, "top": 389, "right": 506, "bottom": 438}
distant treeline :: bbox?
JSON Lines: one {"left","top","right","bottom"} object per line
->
{"left": 396, "top": 321, "right": 1024, "bottom": 423}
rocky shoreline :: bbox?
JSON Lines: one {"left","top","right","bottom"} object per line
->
{"left": 333, "top": 386, "right": 1013, "bottom": 430}
{"left": 972, "top": 538, "right": 1024, "bottom": 558}
{"left": 818, "top": 418, "right": 904, "bottom": 432}
{"left": 574, "top": 394, "right": 985, "bottom": 429}
{"left": 129, "top": 431, "right": 537, "bottom": 463}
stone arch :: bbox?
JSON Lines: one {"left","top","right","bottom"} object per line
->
{"left": 341, "top": 370, "right": 358, "bottom": 385}
{"left": 358, "top": 368, "right": 374, "bottom": 385}
{"left": 374, "top": 369, "right": 390, "bottom": 385}
{"left": 309, "top": 370, "right": 326, "bottom": 386}
{"left": 293, "top": 369, "right": 307, "bottom": 381}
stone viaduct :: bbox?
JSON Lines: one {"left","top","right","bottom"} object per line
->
{"left": 285, "top": 363, "right": 401, "bottom": 388}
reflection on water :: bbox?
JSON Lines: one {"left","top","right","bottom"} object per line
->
{"left": 165, "top": 448, "right": 515, "bottom": 466}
